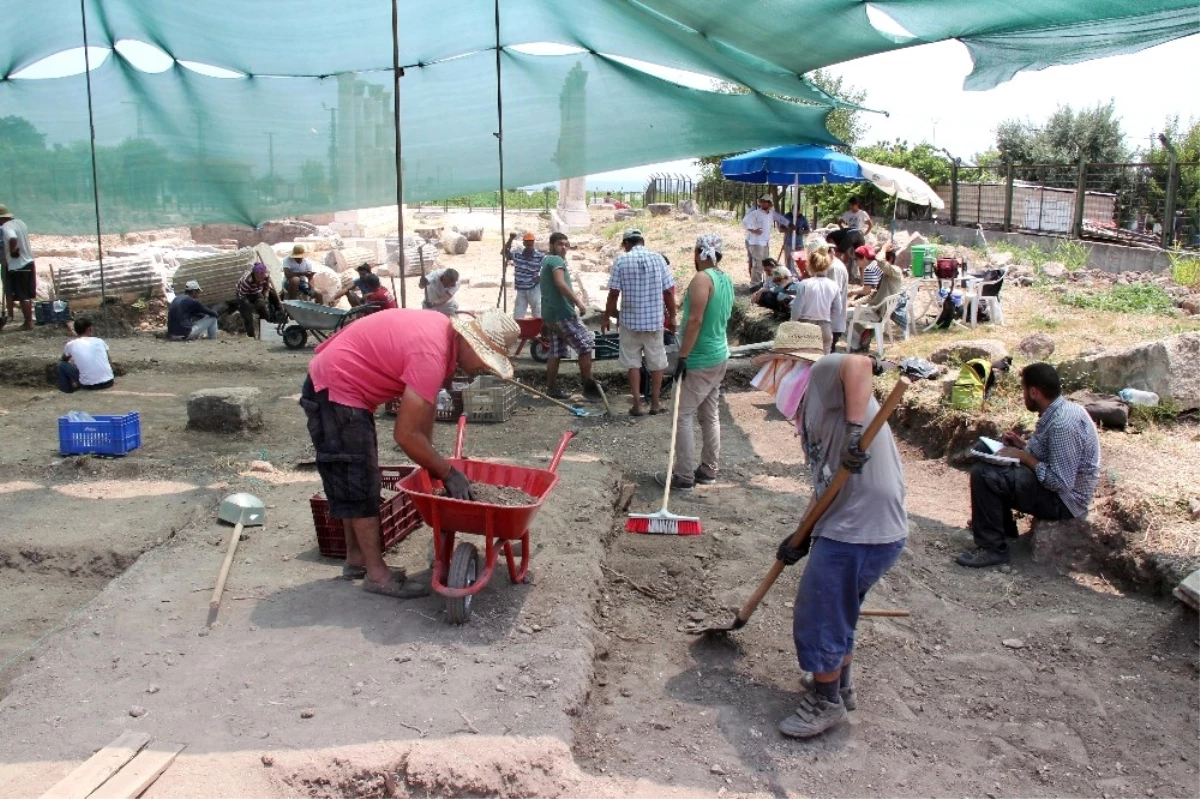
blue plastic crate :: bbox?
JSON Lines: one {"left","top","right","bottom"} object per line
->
{"left": 58, "top": 412, "right": 142, "bottom": 456}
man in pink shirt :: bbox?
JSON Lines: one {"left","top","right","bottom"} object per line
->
{"left": 301, "top": 308, "right": 519, "bottom": 598}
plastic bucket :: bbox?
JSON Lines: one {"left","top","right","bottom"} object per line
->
{"left": 910, "top": 245, "right": 936, "bottom": 277}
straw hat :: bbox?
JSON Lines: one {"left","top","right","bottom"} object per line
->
{"left": 451, "top": 309, "right": 518, "bottom": 379}
{"left": 291, "top": 244, "right": 306, "bottom": 257}
{"left": 0, "top": 204, "right": 12, "bottom": 221}
{"left": 771, "top": 322, "right": 826, "bottom": 362}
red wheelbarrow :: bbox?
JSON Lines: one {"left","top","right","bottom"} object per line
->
{"left": 397, "top": 416, "right": 574, "bottom": 623}
{"left": 512, "top": 317, "right": 550, "bottom": 363}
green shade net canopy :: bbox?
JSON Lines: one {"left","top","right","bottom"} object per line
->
{"left": 0, "top": 0, "right": 1195, "bottom": 233}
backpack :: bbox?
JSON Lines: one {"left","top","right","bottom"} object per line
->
{"left": 950, "top": 357, "right": 993, "bottom": 411}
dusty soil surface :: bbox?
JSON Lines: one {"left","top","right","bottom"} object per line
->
{"left": 0, "top": 215, "right": 1197, "bottom": 798}
{"left": 432, "top": 484, "right": 539, "bottom": 506}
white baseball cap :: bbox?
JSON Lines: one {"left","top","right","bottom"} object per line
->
{"left": 184, "top": 280, "right": 202, "bottom": 292}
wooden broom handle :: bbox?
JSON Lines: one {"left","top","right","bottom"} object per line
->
{"left": 735, "top": 377, "right": 910, "bottom": 625}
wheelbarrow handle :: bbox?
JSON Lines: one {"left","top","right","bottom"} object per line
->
{"left": 454, "top": 414, "right": 467, "bottom": 459}
{"left": 547, "top": 431, "right": 576, "bottom": 473}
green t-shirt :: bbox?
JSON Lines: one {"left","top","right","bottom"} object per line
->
{"left": 539, "top": 255, "right": 577, "bottom": 323}
{"left": 680, "top": 268, "right": 734, "bottom": 369}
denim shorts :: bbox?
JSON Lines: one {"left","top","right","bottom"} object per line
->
{"left": 299, "top": 377, "right": 381, "bottom": 519}
{"left": 792, "top": 536, "right": 905, "bottom": 673}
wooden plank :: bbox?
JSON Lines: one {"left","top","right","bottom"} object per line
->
{"left": 40, "top": 731, "right": 151, "bottom": 799}
{"left": 88, "top": 742, "right": 186, "bottom": 799}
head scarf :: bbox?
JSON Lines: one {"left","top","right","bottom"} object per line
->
{"left": 696, "top": 233, "right": 722, "bottom": 264}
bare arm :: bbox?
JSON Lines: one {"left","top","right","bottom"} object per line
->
{"left": 678, "top": 272, "right": 712, "bottom": 358}
{"left": 554, "top": 268, "right": 586, "bottom": 313}
{"left": 663, "top": 288, "right": 677, "bottom": 333}
{"left": 839, "top": 354, "right": 874, "bottom": 426}
{"left": 602, "top": 288, "right": 620, "bottom": 332}
{"left": 393, "top": 391, "right": 453, "bottom": 479}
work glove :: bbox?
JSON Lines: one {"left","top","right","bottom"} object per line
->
{"left": 674, "top": 356, "right": 688, "bottom": 381}
{"left": 442, "top": 467, "right": 475, "bottom": 501}
{"left": 841, "top": 422, "right": 871, "bottom": 473}
{"left": 777, "top": 532, "right": 811, "bottom": 566}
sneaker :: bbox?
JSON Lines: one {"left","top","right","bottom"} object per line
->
{"left": 955, "top": 547, "right": 1010, "bottom": 568}
{"left": 693, "top": 468, "right": 717, "bottom": 486}
{"left": 800, "top": 672, "right": 856, "bottom": 710}
{"left": 778, "top": 692, "right": 847, "bottom": 739}
{"left": 654, "top": 472, "right": 694, "bottom": 492}
{"left": 547, "top": 386, "right": 571, "bottom": 401}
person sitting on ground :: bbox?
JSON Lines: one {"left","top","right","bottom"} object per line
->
{"left": 839, "top": 196, "right": 873, "bottom": 235}
{"left": 356, "top": 273, "right": 397, "bottom": 312}
{"left": 57, "top": 317, "right": 114, "bottom": 393}
{"left": 504, "top": 232, "right": 544, "bottom": 319}
{"left": 167, "top": 281, "right": 220, "bottom": 341}
{"left": 420, "top": 267, "right": 460, "bottom": 316}
{"left": 0, "top": 204, "right": 36, "bottom": 330}
{"left": 752, "top": 263, "right": 800, "bottom": 317}
{"left": 282, "top": 245, "right": 324, "bottom": 303}
{"left": 789, "top": 249, "right": 843, "bottom": 353}
{"left": 301, "top": 308, "right": 519, "bottom": 597}
{"left": 540, "top": 232, "right": 601, "bottom": 401}
{"left": 657, "top": 233, "right": 735, "bottom": 491}
{"left": 602, "top": 228, "right": 676, "bottom": 416}
{"left": 774, "top": 329, "right": 907, "bottom": 739}
{"left": 956, "top": 362, "right": 1101, "bottom": 568}
{"left": 235, "top": 262, "right": 283, "bottom": 337}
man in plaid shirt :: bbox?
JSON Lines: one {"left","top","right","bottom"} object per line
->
{"left": 603, "top": 229, "right": 676, "bottom": 416}
{"left": 958, "top": 362, "right": 1101, "bottom": 568}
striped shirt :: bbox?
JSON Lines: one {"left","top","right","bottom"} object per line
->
{"left": 609, "top": 245, "right": 675, "bottom": 331}
{"left": 236, "top": 270, "right": 271, "bottom": 298}
{"left": 1027, "top": 396, "right": 1101, "bottom": 518}
{"left": 862, "top": 262, "right": 883, "bottom": 288}
{"left": 509, "top": 248, "right": 545, "bottom": 291}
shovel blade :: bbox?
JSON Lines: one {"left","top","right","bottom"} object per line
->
{"left": 218, "top": 492, "right": 266, "bottom": 527}
{"left": 688, "top": 615, "right": 748, "bottom": 635}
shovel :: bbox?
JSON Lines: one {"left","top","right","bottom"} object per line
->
{"left": 502, "top": 378, "right": 593, "bottom": 417}
{"left": 693, "top": 378, "right": 910, "bottom": 636}
{"left": 209, "top": 492, "right": 265, "bottom": 623}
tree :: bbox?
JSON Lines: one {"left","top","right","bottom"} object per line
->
{"left": 989, "top": 102, "right": 1128, "bottom": 189}
{"left": 0, "top": 116, "right": 46, "bottom": 154}
{"left": 1146, "top": 116, "right": 1199, "bottom": 235}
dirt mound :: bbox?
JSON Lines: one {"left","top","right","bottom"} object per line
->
{"left": 0, "top": 545, "right": 139, "bottom": 578}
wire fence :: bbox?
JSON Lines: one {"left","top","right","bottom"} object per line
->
{"left": 940, "top": 160, "right": 1199, "bottom": 249}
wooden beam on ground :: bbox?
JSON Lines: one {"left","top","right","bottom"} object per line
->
{"left": 88, "top": 742, "right": 186, "bottom": 799}
{"left": 39, "top": 731, "right": 151, "bottom": 799}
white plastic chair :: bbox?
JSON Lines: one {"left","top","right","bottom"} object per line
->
{"left": 849, "top": 293, "right": 903, "bottom": 357}
{"left": 965, "top": 267, "right": 1007, "bottom": 327}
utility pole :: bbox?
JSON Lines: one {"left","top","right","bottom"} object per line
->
{"left": 121, "top": 101, "right": 144, "bottom": 138}
{"left": 266, "top": 132, "right": 276, "bottom": 178}
{"left": 1159, "top": 133, "right": 1179, "bottom": 249}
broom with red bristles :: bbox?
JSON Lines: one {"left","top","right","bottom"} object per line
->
{"left": 626, "top": 375, "right": 702, "bottom": 536}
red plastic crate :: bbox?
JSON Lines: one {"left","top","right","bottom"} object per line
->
{"left": 311, "top": 465, "right": 423, "bottom": 559}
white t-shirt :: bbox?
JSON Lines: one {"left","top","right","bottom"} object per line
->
{"left": 424, "top": 268, "right": 460, "bottom": 307}
{"left": 840, "top": 209, "right": 871, "bottom": 231}
{"left": 64, "top": 337, "right": 114, "bottom": 386}
{"left": 1, "top": 219, "right": 34, "bottom": 271}
{"left": 742, "top": 208, "right": 774, "bottom": 247}
{"left": 283, "top": 257, "right": 315, "bottom": 275}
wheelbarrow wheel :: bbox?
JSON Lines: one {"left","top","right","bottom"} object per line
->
{"left": 530, "top": 339, "right": 550, "bottom": 363}
{"left": 282, "top": 326, "right": 308, "bottom": 350}
{"left": 445, "top": 541, "right": 480, "bottom": 625}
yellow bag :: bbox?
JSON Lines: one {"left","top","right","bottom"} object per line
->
{"left": 950, "top": 358, "right": 992, "bottom": 411}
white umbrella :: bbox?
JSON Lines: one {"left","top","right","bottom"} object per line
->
{"left": 855, "top": 160, "right": 945, "bottom": 209}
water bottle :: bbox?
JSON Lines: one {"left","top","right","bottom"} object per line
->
{"left": 1118, "top": 388, "right": 1159, "bottom": 406}
{"left": 67, "top": 411, "right": 96, "bottom": 422}
{"left": 435, "top": 388, "right": 453, "bottom": 414}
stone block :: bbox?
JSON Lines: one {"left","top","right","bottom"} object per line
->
{"left": 1017, "top": 332, "right": 1055, "bottom": 360}
{"left": 647, "top": 203, "right": 674, "bottom": 217}
{"left": 1031, "top": 517, "right": 1093, "bottom": 567}
{"left": 1058, "top": 332, "right": 1200, "bottom": 411}
{"left": 188, "top": 387, "right": 264, "bottom": 433}
{"left": 1067, "top": 390, "right": 1128, "bottom": 430}
{"left": 929, "top": 338, "right": 1009, "bottom": 366}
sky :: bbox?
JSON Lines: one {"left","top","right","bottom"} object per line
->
{"left": 589, "top": 34, "right": 1200, "bottom": 189}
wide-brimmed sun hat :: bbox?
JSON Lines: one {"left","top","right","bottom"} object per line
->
{"left": 291, "top": 244, "right": 306, "bottom": 257}
{"left": 771, "top": 321, "right": 826, "bottom": 362}
{"left": 451, "top": 309, "right": 518, "bottom": 379}
{"left": 0, "top": 204, "right": 12, "bottom": 221}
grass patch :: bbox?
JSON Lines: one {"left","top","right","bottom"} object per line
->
{"left": 1054, "top": 238, "right": 1089, "bottom": 272}
{"left": 1060, "top": 284, "right": 1175, "bottom": 315}
{"left": 1129, "top": 397, "right": 1183, "bottom": 426}
{"left": 1168, "top": 250, "right": 1200, "bottom": 288}
{"left": 1028, "top": 315, "right": 1061, "bottom": 331}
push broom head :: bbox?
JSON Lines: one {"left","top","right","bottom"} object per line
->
{"left": 626, "top": 508, "right": 702, "bottom": 536}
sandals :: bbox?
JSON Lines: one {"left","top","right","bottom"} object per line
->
{"left": 362, "top": 572, "right": 428, "bottom": 599}
{"left": 342, "top": 564, "right": 406, "bottom": 582}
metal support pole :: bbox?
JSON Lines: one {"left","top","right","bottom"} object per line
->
{"left": 1073, "top": 159, "right": 1087, "bottom": 240}
{"left": 1160, "top": 133, "right": 1180, "bottom": 249}
{"left": 1003, "top": 162, "right": 1015, "bottom": 233}
{"left": 493, "top": 0, "right": 508, "bottom": 311}
{"left": 391, "top": 0, "right": 408, "bottom": 307}
{"left": 949, "top": 160, "right": 958, "bottom": 227}
{"left": 79, "top": 0, "right": 107, "bottom": 314}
